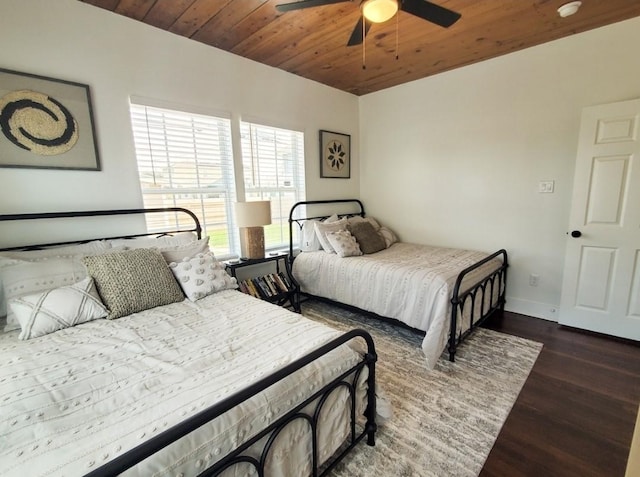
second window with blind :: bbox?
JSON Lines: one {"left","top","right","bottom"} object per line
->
{"left": 240, "top": 121, "right": 305, "bottom": 252}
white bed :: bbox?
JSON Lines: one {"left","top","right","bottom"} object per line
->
{"left": 294, "top": 243, "right": 502, "bottom": 368}
{"left": 0, "top": 290, "right": 368, "bottom": 477}
{"left": 0, "top": 207, "right": 379, "bottom": 477}
{"left": 288, "top": 199, "right": 508, "bottom": 369}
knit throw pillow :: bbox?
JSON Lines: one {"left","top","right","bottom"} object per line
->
{"left": 83, "top": 248, "right": 184, "bottom": 319}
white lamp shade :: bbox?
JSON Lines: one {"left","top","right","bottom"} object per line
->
{"left": 235, "top": 201, "right": 272, "bottom": 227}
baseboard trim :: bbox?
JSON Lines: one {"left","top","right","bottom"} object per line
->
{"left": 626, "top": 404, "right": 640, "bottom": 477}
{"left": 505, "top": 297, "right": 559, "bottom": 322}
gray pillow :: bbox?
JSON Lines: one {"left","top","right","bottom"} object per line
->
{"left": 348, "top": 221, "right": 386, "bottom": 254}
{"left": 83, "top": 248, "right": 184, "bottom": 319}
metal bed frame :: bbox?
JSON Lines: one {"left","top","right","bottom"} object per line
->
{"left": 0, "top": 207, "right": 377, "bottom": 477}
{"left": 288, "top": 199, "right": 509, "bottom": 362}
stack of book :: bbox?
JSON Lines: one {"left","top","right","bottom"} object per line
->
{"left": 238, "top": 272, "right": 292, "bottom": 300}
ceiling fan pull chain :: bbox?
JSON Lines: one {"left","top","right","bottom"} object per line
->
{"left": 362, "top": 15, "right": 367, "bottom": 70}
{"left": 396, "top": 10, "right": 399, "bottom": 60}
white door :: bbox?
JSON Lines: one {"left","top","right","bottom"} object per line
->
{"left": 559, "top": 98, "right": 640, "bottom": 341}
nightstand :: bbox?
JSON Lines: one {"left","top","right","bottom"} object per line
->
{"left": 225, "top": 253, "right": 299, "bottom": 312}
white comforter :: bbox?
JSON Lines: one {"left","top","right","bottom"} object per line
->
{"left": 0, "top": 290, "right": 367, "bottom": 477}
{"left": 293, "top": 242, "right": 501, "bottom": 369}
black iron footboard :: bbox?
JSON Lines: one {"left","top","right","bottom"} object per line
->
{"left": 448, "top": 249, "right": 508, "bottom": 361}
{"left": 87, "top": 329, "right": 377, "bottom": 477}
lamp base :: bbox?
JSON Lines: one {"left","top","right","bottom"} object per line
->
{"left": 243, "top": 226, "right": 265, "bottom": 259}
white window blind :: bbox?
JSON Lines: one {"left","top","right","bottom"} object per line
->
{"left": 130, "top": 103, "right": 238, "bottom": 257}
{"left": 240, "top": 122, "right": 305, "bottom": 250}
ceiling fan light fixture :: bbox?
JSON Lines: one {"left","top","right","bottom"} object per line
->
{"left": 362, "top": 0, "right": 398, "bottom": 23}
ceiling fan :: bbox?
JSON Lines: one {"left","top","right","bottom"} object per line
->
{"left": 275, "top": 0, "right": 461, "bottom": 46}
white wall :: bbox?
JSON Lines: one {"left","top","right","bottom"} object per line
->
{"left": 3, "top": 1, "right": 640, "bottom": 322}
{"left": 359, "top": 16, "right": 640, "bottom": 321}
{"left": 0, "top": 0, "right": 359, "bottom": 245}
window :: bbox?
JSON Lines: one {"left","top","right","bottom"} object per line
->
{"left": 130, "top": 103, "right": 238, "bottom": 257}
{"left": 240, "top": 122, "right": 305, "bottom": 250}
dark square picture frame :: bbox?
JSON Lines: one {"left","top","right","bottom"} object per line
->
{"left": 0, "top": 67, "right": 100, "bottom": 171}
{"left": 319, "top": 129, "right": 350, "bottom": 179}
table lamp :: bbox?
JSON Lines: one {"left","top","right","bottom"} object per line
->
{"left": 235, "top": 200, "right": 272, "bottom": 259}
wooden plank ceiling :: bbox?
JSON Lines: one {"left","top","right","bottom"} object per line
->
{"left": 80, "top": 0, "right": 640, "bottom": 96}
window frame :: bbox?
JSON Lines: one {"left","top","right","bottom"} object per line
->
{"left": 239, "top": 120, "right": 306, "bottom": 252}
{"left": 129, "top": 100, "right": 240, "bottom": 258}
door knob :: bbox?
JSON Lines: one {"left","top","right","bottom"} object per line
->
{"left": 570, "top": 230, "right": 582, "bottom": 238}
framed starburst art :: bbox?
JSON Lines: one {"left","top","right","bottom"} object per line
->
{"left": 319, "top": 129, "right": 350, "bottom": 179}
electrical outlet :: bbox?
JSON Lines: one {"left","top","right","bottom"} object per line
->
{"left": 529, "top": 274, "right": 539, "bottom": 286}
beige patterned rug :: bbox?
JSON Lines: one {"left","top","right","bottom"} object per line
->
{"left": 301, "top": 299, "right": 543, "bottom": 477}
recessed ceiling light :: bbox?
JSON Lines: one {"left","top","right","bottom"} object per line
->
{"left": 557, "top": 1, "right": 582, "bottom": 18}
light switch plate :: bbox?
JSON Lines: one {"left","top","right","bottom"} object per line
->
{"left": 539, "top": 180, "right": 555, "bottom": 193}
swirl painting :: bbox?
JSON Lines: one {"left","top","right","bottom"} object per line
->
{"left": 320, "top": 129, "right": 350, "bottom": 178}
{"left": 0, "top": 68, "right": 100, "bottom": 170}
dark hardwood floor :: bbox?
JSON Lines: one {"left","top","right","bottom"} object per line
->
{"left": 480, "top": 311, "right": 640, "bottom": 477}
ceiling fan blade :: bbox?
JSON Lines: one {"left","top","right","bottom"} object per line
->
{"left": 400, "top": 0, "right": 461, "bottom": 27}
{"left": 347, "top": 15, "right": 372, "bottom": 47}
{"left": 276, "top": 0, "right": 349, "bottom": 12}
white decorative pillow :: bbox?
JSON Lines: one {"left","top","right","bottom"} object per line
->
{"left": 110, "top": 232, "right": 198, "bottom": 249}
{"left": 1, "top": 256, "right": 87, "bottom": 332}
{"left": 300, "top": 219, "right": 322, "bottom": 252}
{"left": 314, "top": 218, "right": 348, "bottom": 253}
{"left": 325, "top": 230, "right": 363, "bottom": 258}
{"left": 159, "top": 237, "right": 210, "bottom": 264}
{"left": 169, "top": 252, "right": 238, "bottom": 301}
{"left": 379, "top": 226, "right": 398, "bottom": 248}
{"left": 10, "top": 277, "right": 108, "bottom": 340}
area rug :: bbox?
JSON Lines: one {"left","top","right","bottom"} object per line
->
{"left": 301, "top": 299, "right": 543, "bottom": 477}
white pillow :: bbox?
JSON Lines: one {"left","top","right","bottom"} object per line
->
{"left": 379, "top": 226, "right": 398, "bottom": 248}
{"left": 300, "top": 214, "right": 341, "bottom": 252}
{"left": 110, "top": 232, "right": 198, "bottom": 249}
{"left": 10, "top": 277, "right": 108, "bottom": 340}
{"left": 325, "top": 230, "right": 363, "bottom": 258}
{"left": 169, "top": 252, "right": 238, "bottom": 301}
{"left": 299, "top": 219, "right": 322, "bottom": 252}
{"left": 0, "top": 246, "right": 126, "bottom": 330}
{"left": 0, "top": 240, "right": 111, "bottom": 260}
{"left": 314, "top": 218, "right": 348, "bottom": 253}
{"left": 159, "top": 237, "right": 210, "bottom": 264}
{"left": 1, "top": 256, "right": 88, "bottom": 332}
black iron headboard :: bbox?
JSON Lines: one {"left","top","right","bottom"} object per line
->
{"left": 288, "top": 199, "right": 365, "bottom": 262}
{"left": 0, "top": 207, "right": 202, "bottom": 252}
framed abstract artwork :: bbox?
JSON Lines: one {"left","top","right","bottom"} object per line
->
{"left": 0, "top": 67, "right": 100, "bottom": 170}
{"left": 319, "top": 129, "right": 350, "bottom": 178}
